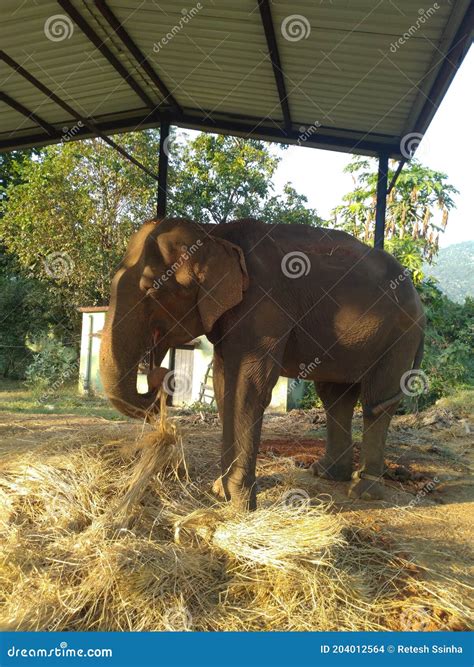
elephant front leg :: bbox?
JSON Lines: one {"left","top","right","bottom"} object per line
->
{"left": 219, "top": 353, "right": 282, "bottom": 511}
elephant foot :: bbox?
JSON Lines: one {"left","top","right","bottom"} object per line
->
{"left": 347, "top": 472, "right": 385, "bottom": 500}
{"left": 310, "top": 457, "right": 352, "bottom": 481}
{"left": 211, "top": 476, "right": 256, "bottom": 511}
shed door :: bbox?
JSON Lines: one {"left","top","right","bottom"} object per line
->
{"left": 172, "top": 348, "right": 194, "bottom": 405}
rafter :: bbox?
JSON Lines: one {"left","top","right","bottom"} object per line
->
{"left": 94, "top": 0, "right": 180, "bottom": 113}
{"left": 0, "top": 51, "right": 159, "bottom": 180}
{"left": 0, "top": 91, "right": 56, "bottom": 136}
{"left": 57, "top": 0, "right": 158, "bottom": 111}
{"left": 257, "top": 0, "right": 291, "bottom": 132}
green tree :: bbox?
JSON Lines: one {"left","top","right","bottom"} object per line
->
{"left": 417, "top": 280, "right": 474, "bottom": 408}
{"left": 0, "top": 131, "right": 160, "bottom": 309}
{"left": 333, "top": 157, "right": 458, "bottom": 277}
{"left": 170, "top": 134, "right": 321, "bottom": 225}
{"left": 0, "top": 274, "right": 59, "bottom": 378}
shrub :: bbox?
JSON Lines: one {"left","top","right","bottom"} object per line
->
{"left": 25, "top": 336, "right": 78, "bottom": 399}
{"left": 403, "top": 280, "right": 474, "bottom": 411}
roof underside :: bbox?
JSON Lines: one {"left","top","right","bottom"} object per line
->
{"left": 0, "top": 0, "right": 472, "bottom": 158}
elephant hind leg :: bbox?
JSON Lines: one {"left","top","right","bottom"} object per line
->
{"left": 311, "top": 382, "right": 360, "bottom": 481}
{"left": 349, "top": 344, "right": 414, "bottom": 500}
{"left": 348, "top": 407, "right": 396, "bottom": 500}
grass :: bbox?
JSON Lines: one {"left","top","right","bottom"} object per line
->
{"left": 0, "top": 379, "right": 126, "bottom": 420}
{"left": 436, "top": 386, "right": 474, "bottom": 416}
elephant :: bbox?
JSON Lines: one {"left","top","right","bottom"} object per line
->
{"left": 100, "top": 217, "right": 425, "bottom": 510}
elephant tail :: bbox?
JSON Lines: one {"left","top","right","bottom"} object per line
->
{"left": 364, "top": 334, "right": 425, "bottom": 418}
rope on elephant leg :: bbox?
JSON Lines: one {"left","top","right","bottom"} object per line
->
{"left": 351, "top": 470, "right": 385, "bottom": 485}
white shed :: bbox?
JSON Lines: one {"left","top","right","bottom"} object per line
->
{"left": 78, "top": 306, "right": 297, "bottom": 412}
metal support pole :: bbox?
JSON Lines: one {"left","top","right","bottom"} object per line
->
{"left": 374, "top": 152, "right": 389, "bottom": 249}
{"left": 157, "top": 120, "right": 170, "bottom": 218}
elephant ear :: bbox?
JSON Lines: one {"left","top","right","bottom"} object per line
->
{"left": 195, "top": 237, "right": 249, "bottom": 333}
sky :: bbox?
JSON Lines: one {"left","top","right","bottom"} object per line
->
{"left": 272, "top": 46, "right": 473, "bottom": 248}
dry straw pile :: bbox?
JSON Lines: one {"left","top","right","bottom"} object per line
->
{"left": 0, "top": 399, "right": 471, "bottom": 632}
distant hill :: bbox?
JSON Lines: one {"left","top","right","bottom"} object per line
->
{"left": 424, "top": 241, "right": 474, "bottom": 303}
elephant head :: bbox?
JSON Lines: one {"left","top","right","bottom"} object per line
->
{"left": 99, "top": 218, "right": 248, "bottom": 419}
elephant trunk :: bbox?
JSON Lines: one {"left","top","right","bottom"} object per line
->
{"left": 99, "top": 266, "right": 166, "bottom": 419}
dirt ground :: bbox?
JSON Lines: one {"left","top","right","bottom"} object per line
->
{"left": 0, "top": 401, "right": 472, "bottom": 628}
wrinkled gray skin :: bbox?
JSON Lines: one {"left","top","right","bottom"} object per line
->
{"left": 100, "top": 217, "right": 425, "bottom": 510}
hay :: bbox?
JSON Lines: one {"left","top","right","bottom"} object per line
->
{"left": 0, "top": 402, "right": 472, "bottom": 632}
{"left": 112, "top": 392, "right": 187, "bottom": 526}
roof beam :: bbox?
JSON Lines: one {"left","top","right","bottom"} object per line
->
{"left": 0, "top": 105, "right": 401, "bottom": 157}
{"left": 94, "top": 0, "right": 180, "bottom": 113}
{"left": 258, "top": 0, "right": 292, "bottom": 132}
{"left": 0, "top": 51, "right": 159, "bottom": 180}
{"left": 0, "top": 91, "right": 56, "bottom": 136}
{"left": 57, "top": 0, "right": 158, "bottom": 111}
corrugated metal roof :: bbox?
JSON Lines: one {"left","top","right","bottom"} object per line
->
{"left": 0, "top": 0, "right": 472, "bottom": 157}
